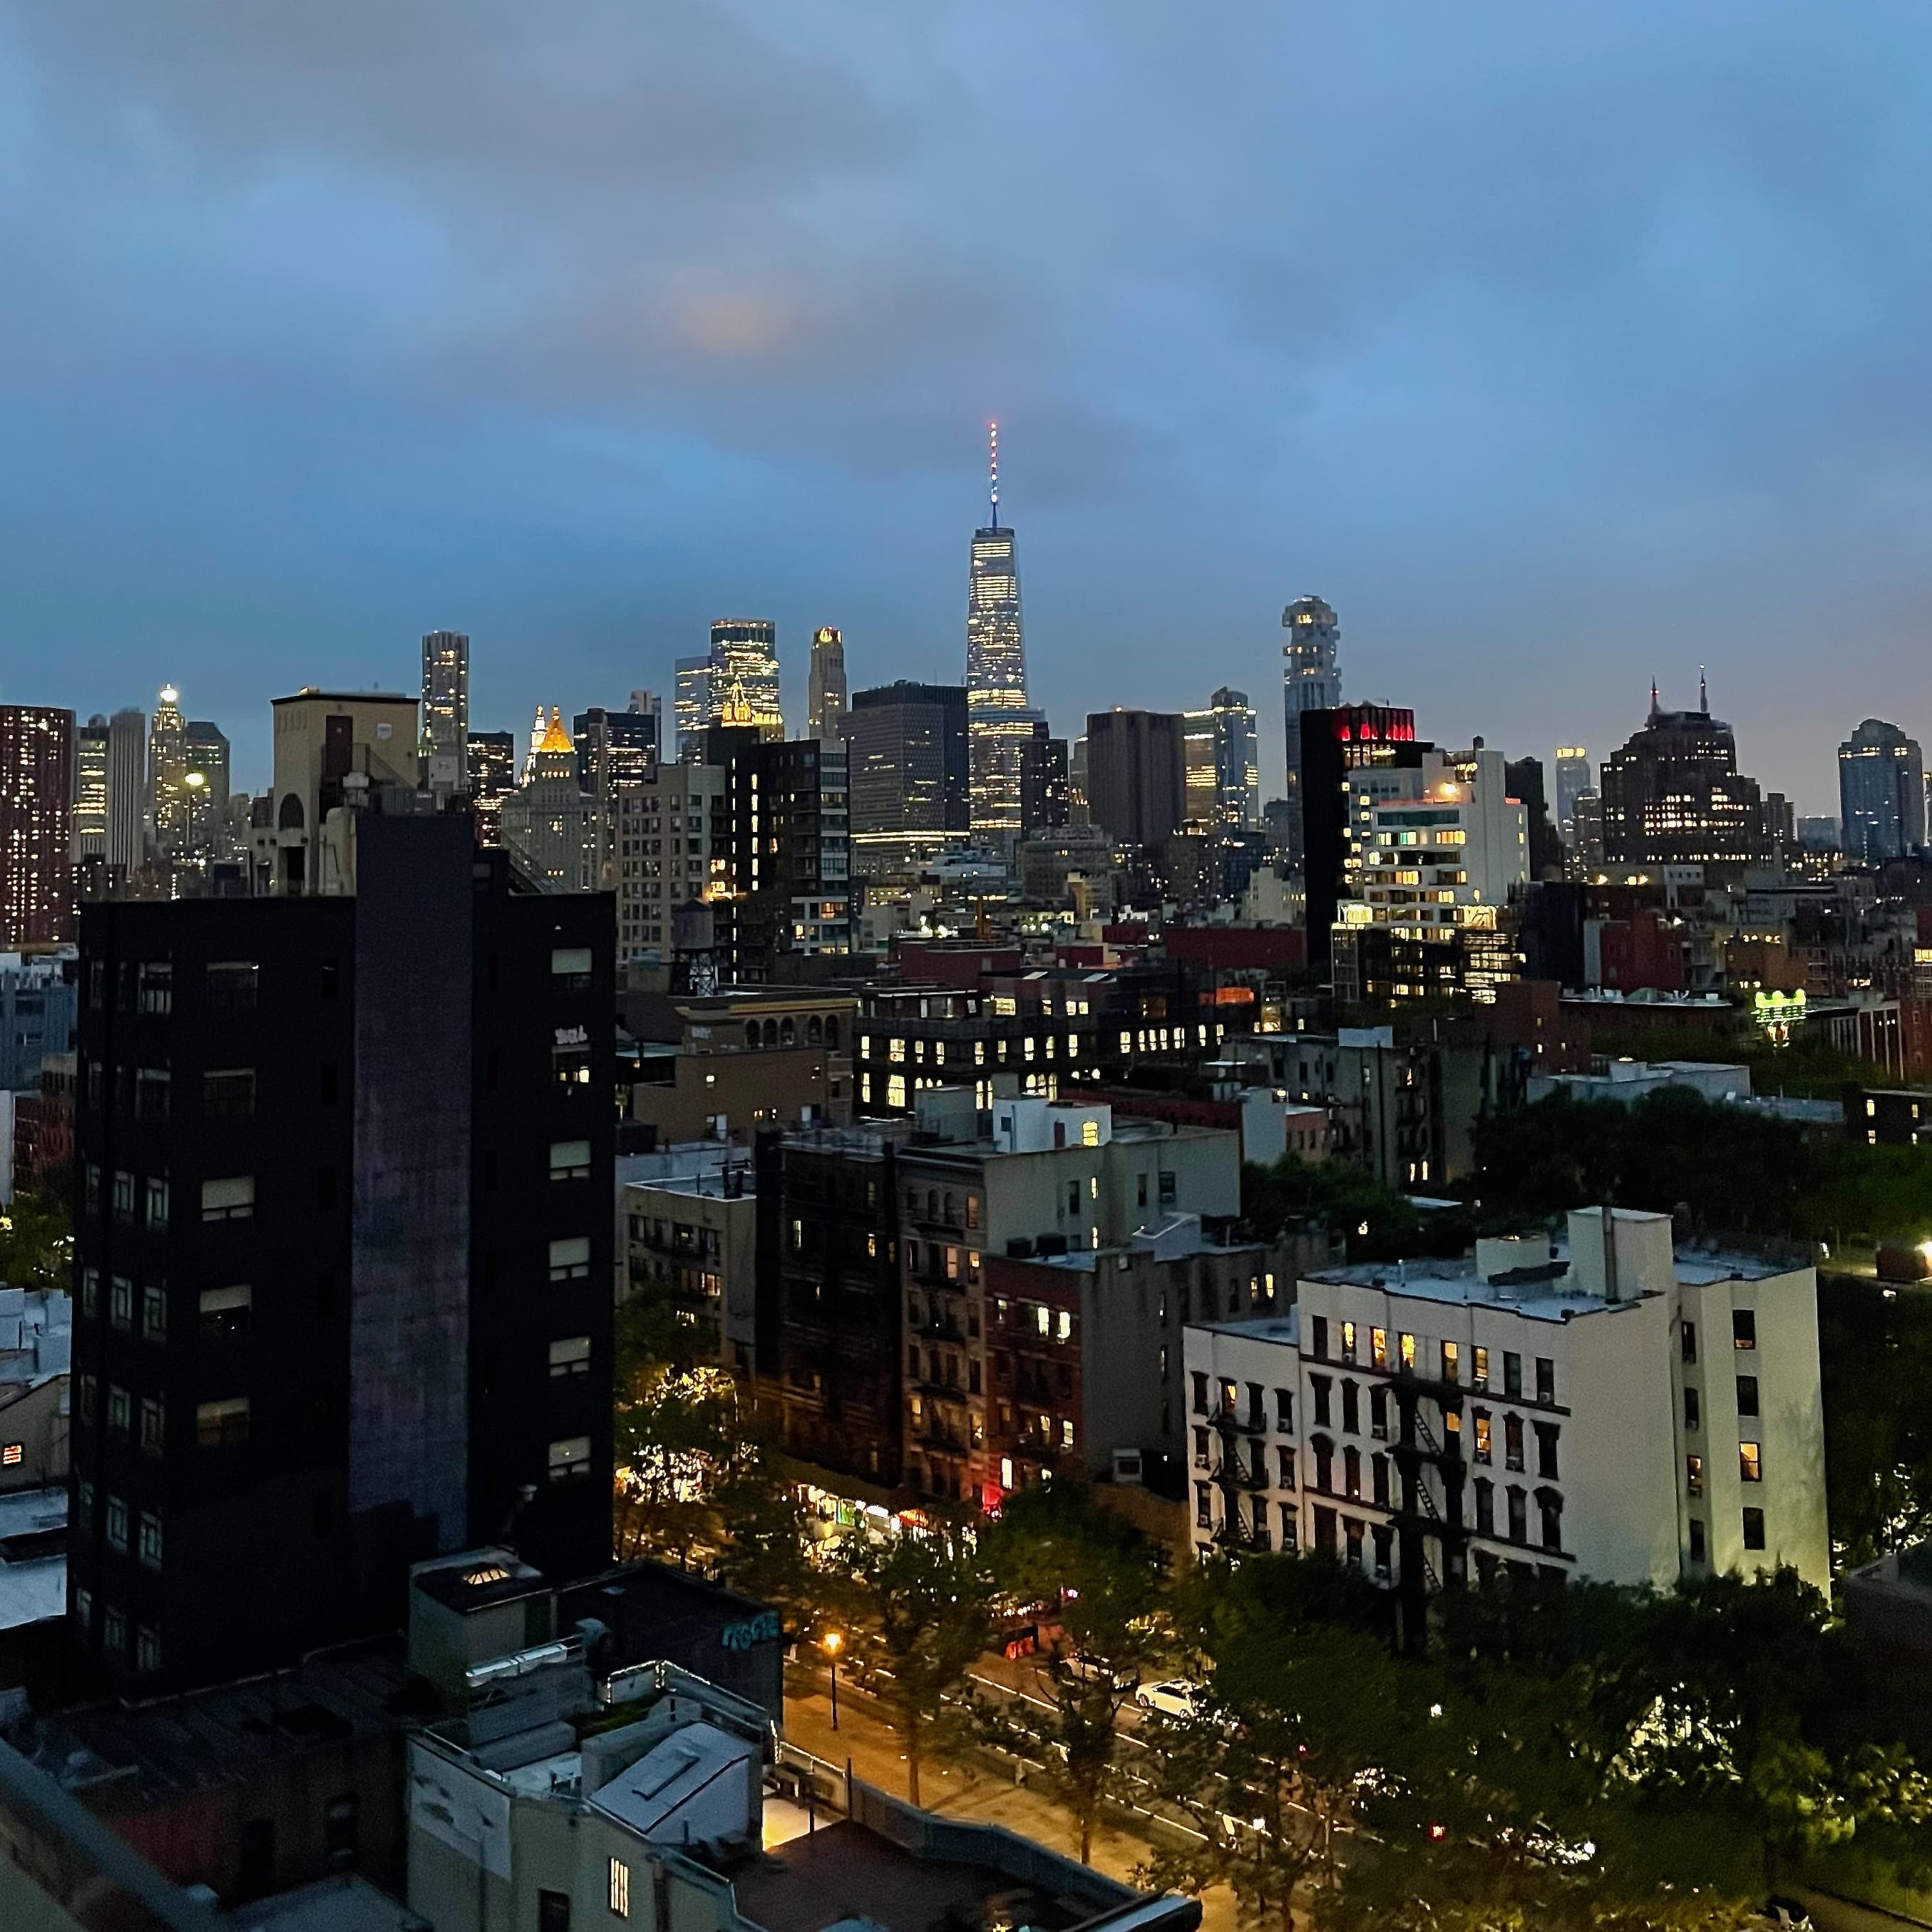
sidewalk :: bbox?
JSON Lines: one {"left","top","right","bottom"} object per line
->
{"left": 782, "top": 1672, "right": 1240, "bottom": 1932}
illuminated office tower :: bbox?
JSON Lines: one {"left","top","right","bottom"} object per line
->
{"left": 147, "top": 686, "right": 187, "bottom": 861}
{"left": 73, "top": 717, "right": 110, "bottom": 863}
{"left": 106, "top": 709, "right": 145, "bottom": 872}
{"left": 419, "top": 629, "right": 471, "bottom": 794}
{"left": 1280, "top": 596, "right": 1342, "bottom": 869}
{"left": 674, "top": 657, "right": 712, "bottom": 761}
{"left": 1184, "top": 687, "right": 1260, "bottom": 829}
{"left": 709, "top": 620, "right": 782, "bottom": 732}
{"left": 808, "top": 627, "right": 849, "bottom": 741}
{"left": 965, "top": 424, "right": 1043, "bottom": 838}
{"left": 1553, "top": 746, "right": 1593, "bottom": 845}
{"left": 574, "top": 703, "right": 660, "bottom": 891}
{"left": 1600, "top": 678, "right": 1770, "bottom": 867}
{"left": 0, "top": 706, "right": 74, "bottom": 944}
{"left": 1839, "top": 719, "right": 1925, "bottom": 865}
{"left": 183, "top": 721, "right": 231, "bottom": 862}
{"left": 466, "top": 731, "right": 517, "bottom": 844}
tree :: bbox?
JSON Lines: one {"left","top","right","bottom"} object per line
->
{"left": 979, "top": 1482, "right": 1171, "bottom": 1863}
{"left": 841, "top": 1527, "right": 991, "bottom": 1807}
{"left": 0, "top": 1189, "right": 70, "bottom": 1295}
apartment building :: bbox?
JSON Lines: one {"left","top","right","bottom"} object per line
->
{"left": 613, "top": 760, "right": 728, "bottom": 962}
{"left": 622, "top": 1159, "right": 757, "bottom": 1374}
{"left": 1183, "top": 1207, "right": 1827, "bottom": 1610}
{"left": 897, "top": 1094, "right": 1241, "bottom": 1508}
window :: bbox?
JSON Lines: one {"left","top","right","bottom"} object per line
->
{"left": 1534, "top": 1357, "right": 1555, "bottom": 1405}
{"left": 1399, "top": 1332, "right": 1417, "bottom": 1372}
{"left": 78, "top": 1377, "right": 97, "bottom": 1427}
{"left": 110, "top": 1278, "right": 132, "bottom": 1332}
{"left": 1191, "top": 1372, "right": 1208, "bottom": 1415}
{"left": 538, "top": 1892, "right": 572, "bottom": 1932}
{"left": 1682, "top": 1320, "right": 1698, "bottom": 1364}
{"left": 1340, "top": 1320, "right": 1357, "bottom": 1362}
{"left": 1313, "top": 1505, "right": 1337, "bottom": 1555}
{"left": 1685, "top": 1454, "right": 1704, "bottom": 1497}
{"left": 138, "top": 1511, "right": 163, "bottom": 1570}
{"left": 1195, "top": 1482, "right": 1212, "bottom": 1530}
{"left": 1473, "top": 1410, "right": 1492, "bottom": 1464}
{"left": 137, "top": 961, "right": 173, "bottom": 1014}
{"left": 140, "top": 1398, "right": 164, "bottom": 1457}
{"left": 325, "top": 1792, "right": 359, "bottom": 1868}
{"left": 1732, "top": 1309, "right": 1757, "bottom": 1351}
{"left": 0, "top": 1444, "right": 18, "bottom": 1469}
{"left": 1735, "top": 1375, "right": 1759, "bottom": 1418}
{"left": 1742, "top": 1506, "right": 1766, "bottom": 1552}
{"left": 142, "top": 1285, "right": 166, "bottom": 1341}
{"left": 1503, "top": 1351, "right": 1522, "bottom": 1397}
{"left": 1278, "top": 1444, "right": 1296, "bottom": 1488}
{"left": 196, "top": 1397, "right": 251, "bottom": 1448}
{"left": 1370, "top": 1384, "right": 1388, "bottom": 1440}
{"left": 1683, "top": 1386, "right": 1700, "bottom": 1430}
{"left": 1441, "top": 1341, "right": 1459, "bottom": 1384}
{"left": 1343, "top": 1445, "right": 1361, "bottom": 1499}
{"left": 1538, "top": 1492, "right": 1563, "bottom": 1553}
{"left": 106, "top": 1495, "right": 128, "bottom": 1552}
{"left": 202, "top": 1069, "right": 256, "bottom": 1119}
{"left": 81, "top": 1268, "right": 98, "bottom": 1319}
{"left": 551, "top": 945, "right": 594, "bottom": 980}
{"left": 104, "top": 1608, "right": 127, "bottom": 1656}
{"left": 108, "top": 1385, "right": 130, "bottom": 1434}
{"left": 135, "top": 1069, "right": 170, "bottom": 1123}
{"left": 548, "top": 1236, "right": 591, "bottom": 1282}
{"left": 1471, "top": 1345, "right": 1489, "bottom": 1389}
{"left": 1340, "top": 1381, "right": 1360, "bottom": 1435}
{"left": 200, "top": 1176, "right": 253, "bottom": 1222}
{"left": 1275, "top": 1387, "right": 1293, "bottom": 1432}
{"left": 608, "top": 1856, "right": 632, "bottom": 1918}
{"left": 549, "top": 1336, "right": 592, "bottom": 1377}
{"left": 1372, "top": 1453, "right": 1389, "bottom": 1507}
{"left": 73, "top": 1586, "right": 93, "bottom": 1634}
{"left": 200, "top": 1285, "right": 252, "bottom": 1339}
{"left": 548, "top": 1435, "right": 592, "bottom": 1481}
{"left": 113, "top": 1170, "right": 135, "bottom": 1223}
{"left": 206, "top": 961, "right": 259, "bottom": 1009}
{"left": 549, "top": 1139, "right": 591, "bottom": 1182}
{"left": 1311, "top": 1375, "right": 1332, "bottom": 1429}
{"left": 553, "top": 1041, "right": 592, "bottom": 1088}
{"left": 1688, "top": 1518, "right": 1707, "bottom": 1565}
{"left": 1739, "top": 1442, "right": 1762, "bottom": 1483}
{"left": 1310, "top": 1316, "right": 1328, "bottom": 1360}
{"left": 1312, "top": 1438, "right": 1333, "bottom": 1493}
{"left": 1506, "top": 1486, "right": 1527, "bottom": 1543}
{"left": 1279, "top": 1503, "right": 1298, "bottom": 1551}
{"left": 1504, "top": 1413, "right": 1524, "bottom": 1472}
{"left": 1372, "top": 1327, "right": 1388, "bottom": 1369}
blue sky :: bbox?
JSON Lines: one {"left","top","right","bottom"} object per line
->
{"left": 4, "top": 1, "right": 1931, "bottom": 810}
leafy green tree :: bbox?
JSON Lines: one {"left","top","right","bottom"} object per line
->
{"left": 841, "top": 1527, "right": 991, "bottom": 1807}
{"left": 0, "top": 1189, "right": 71, "bottom": 1294}
{"left": 979, "top": 1483, "right": 1171, "bottom": 1863}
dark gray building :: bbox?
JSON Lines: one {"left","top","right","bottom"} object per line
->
{"left": 70, "top": 814, "right": 615, "bottom": 1696}
{"left": 1084, "top": 709, "right": 1186, "bottom": 850}
{"left": 1839, "top": 718, "right": 1925, "bottom": 865}
{"left": 843, "top": 682, "right": 969, "bottom": 873}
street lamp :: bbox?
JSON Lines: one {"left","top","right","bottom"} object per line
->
{"left": 821, "top": 1629, "right": 843, "bottom": 1732}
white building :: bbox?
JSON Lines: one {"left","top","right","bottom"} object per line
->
{"left": 1527, "top": 1058, "right": 1751, "bottom": 1107}
{"left": 1183, "top": 1207, "right": 1828, "bottom": 1596}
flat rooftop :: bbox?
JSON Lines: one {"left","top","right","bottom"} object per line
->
{"left": 733, "top": 1819, "right": 1095, "bottom": 1932}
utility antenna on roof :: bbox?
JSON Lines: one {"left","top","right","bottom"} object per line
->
{"left": 988, "top": 421, "right": 1000, "bottom": 524}
{"left": 1699, "top": 664, "right": 1708, "bottom": 713}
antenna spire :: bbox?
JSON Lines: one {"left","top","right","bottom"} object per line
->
{"left": 1648, "top": 677, "right": 1660, "bottom": 718}
{"left": 989, "top": 420, "right": 999, "bottom": 523}
{"left": 1699, "top": 664, "right": 1708, "bottom": 713}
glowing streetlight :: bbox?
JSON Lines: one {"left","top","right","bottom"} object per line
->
{"left": 821, "top": 1628, "right": 843, "bottom": 1732}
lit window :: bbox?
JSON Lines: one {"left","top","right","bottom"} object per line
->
{"left": 548, "top": 1236, "right": 591, "bottom": 1282}
{"left": 1686, "top": 1454, "right": 1704, "bottom": 1496}
{"left": 549, "top": 1336, "right": 592, "bottom": 1377}
{"left": 548, "top": 1435, "right": 593, "bottom": 1481}
{"left": 1081, "top": 1119, "right": 1100, "bottom": 1147}
{"left": 609, "top": 1856, "right": 632, "bottom": 1918}
{"left": 0, "top": 1444, "right": 19, "bottom": 1468}
{"left": 549, "top": 1139, "right": 591, "bottom": 1181}
{"left": 1399, "top": 1332, "right": 1417, "bottom": 1372}
{"left": 1372, "top": 1327, "right": 1388, "bottom": 1370}
{"left": 200, "top": 1175, "right": 254, "bottom": 1222}
{"left": 1739, "top": 1442, "right": 1762, "bottom": 1483}
{"left": 196, "top": 1397, "right": 251, "bottom": 1448}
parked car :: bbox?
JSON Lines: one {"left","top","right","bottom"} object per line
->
{"left": 1135, "top": 1679, "right": 1205, "bottom": 1719}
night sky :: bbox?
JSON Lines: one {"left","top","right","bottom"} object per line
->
{"left": 4, "top": 2, "right": 1931, "bottom": 811}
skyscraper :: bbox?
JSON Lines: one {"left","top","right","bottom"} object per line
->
{"left": 1084, "top": 709, "right": 1187, "bottom": 849}
{"left": 1298, "top": 703, "right": 1422, "bottom": 967}
{"left": 1553, "top": 746, "right": 1593, "bottom": 846}
{"left": 147, "top": 686, "right": 187, "bottom": 862}
{"left": 844, "top": 681, "right": 970, "bottom": 876}
{"left": 106, "top": 709, "right": 145, "bottom": 873}
{"left": 73, "top": 717, "right": 110, "bottom": 864}
{"left": 499, "top": 709, "right": 592, "bottom": 892}
{"left": 674, "top": 656, "right": 713, "bottom": 761}
{"left": 183, "top": 721, "right": 231, "bottom": 863}
{"left": 466, "top": 730, "right": 518, "bottom": 846}
{"left": 966, "top": 424, "right": 1044, "bottom": 838}
{"left": 709, "top": 620, "right": 782, "bottom": 731}
{"left": 1600, "top": 681, "right": 1770, "bottom": 868}
{"left": 0, "top": 706, "right": 74, "bottom": 944}
{"left": 1187, "top": 687, "right": 1260, "bottom": 829}
{"left": 1838, "top": 718, "right": 1925, "bottom": 865}
{"left": 419, "top": 629, "right": 471, "bottom": 794}
{"left": 574, "top": 704, "right": 660, "bottom": 891}
{"left": 808, "top": 627, "right": 848, "bottom": 740}
{"left": 1280, "top": 596, "right": 1342, "bottom": 869}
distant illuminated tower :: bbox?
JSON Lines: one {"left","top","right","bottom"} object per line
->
{"left": 709, "top": 620, "right": 782, "bottom": 731}
{"left": 1553, "top": 746, "right": 1593, "bottom": 847}
{"left": 0, "top": 707, "right": 74, "bottom": 944}
{"left": 808, "top": 627, "right": 849, "bottom": 741}
{"left": 73, "top": 717, "right": 110, "bottom": 863}
{"left": 966, "top": 423, "right": 1042, "bottom": 838}
{"left": 419, "top": 629, "right": 471, "bottom": 794}
{"left": 1280, "top": 596, "right": 1341, "bottom": 868}
{"left": 523, "top": 704, "right": 547, "bottom": 783}
{"left": 148, "top": 684, "right": 187, "bottom": 861}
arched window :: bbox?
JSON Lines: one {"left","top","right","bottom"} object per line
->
{"left": 761, "top": 1019, "right": 779, "bottom": 1048}
{"left": 926, "top": 1190, "right": 939, "bottom": 1219}
{"left": 807, "top": 1015, "right": 823, "bottom": 1044}
{"left": 943, "top": 1193, "right": 957, "bottom": 1223}
{"left": 1311, "top": 1436, "right": 1334, "bottom": 1495}
{"left": 277, "top": 793, "right": 304, "bottom": 831}
{"left": 780, "top": 1017, "right": 796, "bottom": 1047}
{"left": 1536, "top": 1487, "right": 1564, "bottom": 1553}
{"left": 744, "top": 1022, "right": 760, "bottom": 1049}
{"left": 825, "top": 1017, "right": 841, "bottom": 1049}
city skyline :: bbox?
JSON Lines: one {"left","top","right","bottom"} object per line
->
{"left": 5, "top": 8, "right": 1932, "bottom": 812}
